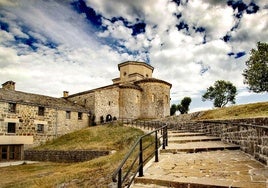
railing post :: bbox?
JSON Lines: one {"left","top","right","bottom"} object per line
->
{"left": 165, "top": 125, "right": 168, "bottom": 146}
{"left": 139, "top": 139, "right": 143, "bottom": 177}
{"left": 155, "top": 131, "right": 159, "bottom": 162}
{"left": 162, "top": 125, "right": 168, "bottom": 149}
{"left": 118, "top": 169, "right": 122, "bottom": 188}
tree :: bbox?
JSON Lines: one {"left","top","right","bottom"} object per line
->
{"left": 177, "top": 97, "right": 192, "bottom": 114}
{"left": 243, "top": 42, "right": 268, "bottom": 93}
{"left": 170, "top": 104, "right": 177, "bottom": 116}
{"left": 202, "top": 80, "right": 237, "bottom": 108}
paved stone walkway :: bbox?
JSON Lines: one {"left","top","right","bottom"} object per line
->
{"left": 133, "top": 131, "right": 268, "bottom": 188}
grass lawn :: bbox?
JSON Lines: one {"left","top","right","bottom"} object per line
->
{"left": 194, "top": 102, "right": 268, "bottom": 120}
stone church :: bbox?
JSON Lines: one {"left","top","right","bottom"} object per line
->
{"left": 0, "top": 61, "right": 171, "bottom": 161}
{"left": 66, "top": 61, "right": 172, "bottom": 122}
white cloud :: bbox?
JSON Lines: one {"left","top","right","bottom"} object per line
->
{"left": 0, "top": 0, "right": 267, "bottom": 110}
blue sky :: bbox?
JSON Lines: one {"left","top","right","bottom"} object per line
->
{"left": 0, "top": 0, "right": 267, "bottom": 112}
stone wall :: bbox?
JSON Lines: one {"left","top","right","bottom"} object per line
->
{"left": 94, "top": 86, "right": 119, "bottom": 122}
{"left": 138, "top": 81, "right": 170, "bottom": 118}
{"left": 67, "top": 92, "right": 95, "bottom": 112}
{"left": 24, "top": 150, "right": 110, "bottom": 162}
{"left": 170, "top": 118, "right": 268, "bottom": 165}
{"left": 0, "top": 102, "right": 89, "bottom": 148}
{"left": 119, "top": 87, "right": 141, "bottom": 119}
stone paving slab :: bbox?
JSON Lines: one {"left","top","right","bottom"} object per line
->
{"left": 169, "top": 132, "right": 205, "bottom": 137}
{"left": 134, "top": 150, "right": 268, "bottom": 188}
{"left": 168, "top": 136, "right": 221, "bottom": 143}
{"left": 161, "top": 141, "right": 240, "bottom": 153}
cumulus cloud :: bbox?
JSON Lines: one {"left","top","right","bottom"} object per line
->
{"left": 0, "top": 0, "right": 267, "bottom": 112}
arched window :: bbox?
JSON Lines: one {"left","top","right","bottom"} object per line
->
{"left": 136, "top": 95, "right": 139, "bottom": 103}
{"left": 152, "top": 94, "right": 155, "bottom": 102}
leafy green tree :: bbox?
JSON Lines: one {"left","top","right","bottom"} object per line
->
{"left": 202, "top": 80, "right": 237, "bottom": 108}
{"left": 243, "top": 42, "right": 268, "bottom": 93}
{"left": 170, "top": 104, "right": 177, "bottom": 116}
{"left": 177, "top": 97, "right": 192, "bottom": 114}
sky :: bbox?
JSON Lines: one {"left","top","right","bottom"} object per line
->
{"left": 0, "top": 0, "right": 267, "bottom": 112}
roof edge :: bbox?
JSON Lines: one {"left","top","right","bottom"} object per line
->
{"left": 118, "top": 61, "right": 154, "bottom": 71}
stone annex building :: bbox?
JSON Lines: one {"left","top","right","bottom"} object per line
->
{"left": 0, "top": 61, "right": 171, "bottom": 161}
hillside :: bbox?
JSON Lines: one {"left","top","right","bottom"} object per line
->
{"left": 194, "top": 102, "right": 268, "bottom": 120}
{"left": 164, "top": 101, "right": 268, "bottom": 123}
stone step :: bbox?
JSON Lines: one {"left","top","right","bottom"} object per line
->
{"left": 169, "top": 132, "right": 205, "bottom": 137}
{"left": 133, "top": 177, "right": 233, "bottom": 188}
{"left": 133, "top": 150, "right": 268, "bottom": 188}
{"left": 168, "top": 136, "right": 221, "bottom": 143}
{"left": 161, "top": 141, "right": 240, "bottom": 154}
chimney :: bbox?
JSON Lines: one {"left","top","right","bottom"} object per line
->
{"left": 63, "top": 91, "right": 69, "bottom": 98}
{"left": 2, "top": 81, "right": 15, "bottom": 90}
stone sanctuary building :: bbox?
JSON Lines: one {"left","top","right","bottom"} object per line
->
{"left": 0, "top": 61, "right": 171, "bottom": 161}
{"left": 66, "top": 61, "right": 172, "bottom": 121}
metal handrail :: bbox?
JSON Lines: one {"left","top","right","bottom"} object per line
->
{"left": 112, "top": 122, "right": 168, "bottom": 188}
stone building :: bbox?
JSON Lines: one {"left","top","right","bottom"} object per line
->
{"left": 67, "top": 61, "right": 172, "bottom": 122}
{"left": 0, "top": 61, "right": 171, "bottom": 161}
{"left": 0, "top": 81, "right": 90, "bottom": 161}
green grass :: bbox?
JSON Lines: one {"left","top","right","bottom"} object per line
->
{"left": 0, "top": 123, "right": 154, "bottom": 188}
{"left": 194, "top": 102, "right": 268, "bottom": 120}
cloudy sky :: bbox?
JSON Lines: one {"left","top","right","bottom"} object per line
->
{"left": 0, "top": 0, "right": 267, "bottom": 112}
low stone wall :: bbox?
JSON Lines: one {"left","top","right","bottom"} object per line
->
{"left": 170, "top": 118, "right": 268, "bottom": 165}
{"left": 24, "top": 150, "right": 110, "bottom": 162}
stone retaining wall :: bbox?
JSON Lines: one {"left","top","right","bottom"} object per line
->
{"left": 24, "top": 150, "right": 110, "bottom": 162}
{"left": 169, "top": 117, "right": 268, "bottom": 165}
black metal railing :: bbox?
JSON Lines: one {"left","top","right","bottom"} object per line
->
{"left": 117, "top": 118, "right": 166, "bottom": 130}
{"left": 112, "top": 123, "right": 168, "bottom": 188}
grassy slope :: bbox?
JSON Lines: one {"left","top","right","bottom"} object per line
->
{"left": 194, "top": 102, "right": 268, "bottom": 120}
{"left": 0, "top": 124, "right": 152, "bottom": 188}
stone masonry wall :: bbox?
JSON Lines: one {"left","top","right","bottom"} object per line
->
{"left": 24, "top": 150, "right": 109, "bottom": 162}
{"left": 67, "top": 92, "right": 95, "bottom": 113}
{"left": 138, "top": 82, "right": 170, "bottom": 118}
{"left": 171, "top": 118, "right": 268, "bottom": 165}
{"left": 119, "top": 87, "right": 141, "bottom": 119}
{"left": 0, "top": 102, "right": 89, "bottom": 148}
{"left": 94, "top": 87, "right": 119, "bottom": 122}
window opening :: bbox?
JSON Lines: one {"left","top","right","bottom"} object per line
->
{"left": 78, "top": 112, "right": 83, "bottom": 120}
{"left": 38, "top": 106, "right": 45, "bottom": 116}
{"left": 37, "top": 124, "right": 44, "bottom": 133}
{"left": 66, "top": 111, "right": 71, "bottom": 119}
{"left": 152, "top": 94, "right": 155, "bottom": 102}
{"left": 8, "top": 103, "right": 16, "bottom": 113}
{"left": 8, "top": 123, "right": 16, "bottom": 133}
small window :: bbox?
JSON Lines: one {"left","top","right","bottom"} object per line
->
{"left": 38, "top": 106, "right": 45, "bottom": 116}
{"left": 124, "top": 72, "right": 127, "bottom": 76}
{"left": 136, "top": 95, "right": 139, "bottom": 103}
{"left": 66, "top": 111, "right": 71, "bottom": 119}
{"left": 152, "top": 94, "right": 155, "bottom": 102}
{"left": 8, "top": 123, "right": 16, "bottom": 133}
{"left": 78, "top": 112, "right": 83, "bottom": 120}
{"left": 8, "top": 103, "right": 16, "bottom": 113}
{"left": 37, "top": 124, "right": 44, "bottom": 133}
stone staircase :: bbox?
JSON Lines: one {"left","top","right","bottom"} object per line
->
{"left": 132, "top": 131, "right": 268, "bottom": 188}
